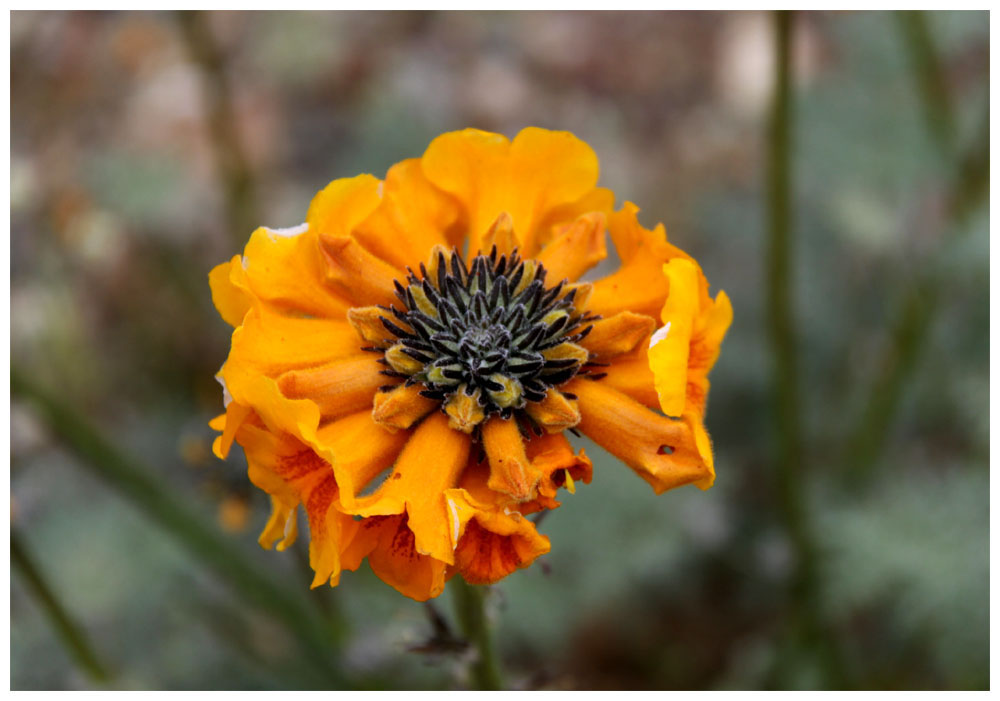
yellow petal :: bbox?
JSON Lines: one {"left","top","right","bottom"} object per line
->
{"left": 209, "top": 256, "right": 253, "bottom": 327}
{"left": 649, "top": 258, "right": 700, "bottom": 417}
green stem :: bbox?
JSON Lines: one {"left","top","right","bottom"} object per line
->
{"left": 765, "top": 11, "right": 846, "bottom": 688}
{"left": 894, "top": 11, "right": 955, "bottom": 157}
{"left": 452, "top": 577, "right": 503, "bottom": 690}
{"left": 846, "top": 24, "right": 988, "bottom": 485}
{"left": 11, "top": 367, "right": 346, "bottom": 686}
{"left": 12, "top": 531, "right": 112, "bottom": 684}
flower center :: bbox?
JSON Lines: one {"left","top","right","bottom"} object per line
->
{"left": 377, "top": 246, "right": 594, "bottom": 430}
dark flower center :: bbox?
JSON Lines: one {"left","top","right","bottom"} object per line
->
{"left": 376, "top": 246, "right": 596, "bottom": 423}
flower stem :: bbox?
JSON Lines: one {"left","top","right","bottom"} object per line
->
{"left": 452, "top": 577, "right": 503, "bottom": 690}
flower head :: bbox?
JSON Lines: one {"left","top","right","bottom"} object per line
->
{"left": 209, "top": 127, "right": 731, "bottom": 601}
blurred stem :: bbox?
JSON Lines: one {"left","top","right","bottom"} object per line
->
{"left": 175, "top": 11, "right": 259, "bottom": 248}
{"left": 10, "top": 367, "right": 347, "bottom": 687}
{"left": 895, "top": 11, "right": 955, "bottom": 157}
{"left": 12, "top": 531, "right": 111, "bottom": 685}
{"left": 452, "top": 578, "right": 503, "bottom": 690}
{"left": 765, "top": 11, "right": 845, "bottom": 688}
{"left": 846, "top": 24, "right": 989, "bottom": 484}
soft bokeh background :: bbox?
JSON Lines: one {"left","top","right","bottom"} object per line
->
{"left": 10, "top": 10, "right": 989, "bottom": 690}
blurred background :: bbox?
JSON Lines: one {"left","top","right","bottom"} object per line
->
{"left": 10, "top": 10, "right": 989, "bottom": 690}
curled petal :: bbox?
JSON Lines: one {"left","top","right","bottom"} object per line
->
{"left": 566, "top": 378, "right": 711, "bottom": 494}
{"left": 277, "top": 355, "right": 385, "bottom": 421}
{"left": 350, "top": 412, "right": 471, "bottom": 564}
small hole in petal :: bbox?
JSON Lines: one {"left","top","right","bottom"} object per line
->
{"left": 658, "top": 445, "right": 675, "bottom": 455}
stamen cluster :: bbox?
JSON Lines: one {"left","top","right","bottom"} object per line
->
{"left": 376, "top": 246, "right": 595, "bottom": 426}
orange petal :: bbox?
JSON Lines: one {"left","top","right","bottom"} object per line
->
{"left": 305, "top": 174, "right": 383, "bottom": 239}
{"left": 352, "top": 159, "right": 460, "bottom": 270}
{"left": 350, "top": 411, "right": 471, "bottom": 565}
{"left": 347, "top": 305, "right": 404, "bottom": 347}
{"left": 534, "top": 212, "right": 607, "bottom": 283}
{"left": 241, "top": 225, "right": 351, "bottom": 319}
{"left": 277, "top": 355, "right": 385, "bottom": 421}
{"left": 525, "top": 431, "right": 593, "bottom": 491}
{"left": 209, "top": 256, "right": 253, "bottom": 327}
{"left": 524, "top": 389, "right": 581, "bottom": 434}
{"left": 479, "top": 211, "right": 519, "bottom": 257}
{"left": 355, "top": 515, "right": 449, "bottom": 601}
{"left": 258, "top": 495, "right": 298, "bottom": 551}
{"left": 421, "top": 127, "right": 601, "bottom": 257}
{"left": 599, "top": 351, "right": 659, "bottom": 409}
{"left": 371, "top": 383, "right": 438, "bottom": 432}
{"left": 214, "top": 400, "right": 253, "bottom": 459}
{"left": 579, "top": 311, "right": 656, "bottom": 361}
{"left": 535, "top": 186, "right": 615, "bottom": 251}
{"left": 318, "top": 234, "right": 404, "bottom": 309}
{"left": 316, "top": 410, "right": 410, "bottom": 509}
{"left": 481, "top": 416, "right": 541, "bottom": 502}
{"left": 450, "top": 510, "right": 550, "bottom": 586}
{"left": 226, "top": 305, "right": 363, "bottom": 378}
{"left": 566, "top": 378, "right": 711, "bottom": 494}
{"left": 588, "top": 203, "right": 698, "bottom": 319}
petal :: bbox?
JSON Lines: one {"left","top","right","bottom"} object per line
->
{"left": 449, "top": 504, "right": 551, "bottom": 586}
{"left": 566, "top": 378, "right": 711, "bottom": 495}
{"left": 599, "top": 351, "right": 659, "bottom": 409}
{"left": 351, "top": 411, "right": 471, "bottom": 565}
{"left": 227, "top": 305, "right": 363, "bottom": 378}
{"left": 209, "top": 256, "right": 253, "bottom": 327}
{"left": 315, "top": 410, "right": 410, "bottom": 509}
{"left": 649, "top": 259, "right": 701, "bottom": 417}
{"left": 318, "top": 234, "right": 404, "bottom": 309}
{"left": 277, "top": 355, "right": 385, "bottom": 421}
{"left": 258, "top": 495, "right": 298, "bottom": 551}
{"left": 588, "top": 203, "right": 697, "bottom": 319}
{"left": 353, "top": 159, "right": 461, "bottom": 269}
{"left": 241, "top": 225, "right": 351, "bottom": 319}
{"left": 579, "top": 311, "right": 656, "bottom": 361}
{"left": 481, "top": 416, "right": 541, "bottom": 502}
{"left": 421, "top": 127, "right": 601, "bottom": 257}
{"left": 305, "top": 174, "right": 383, "bottom": 239}
{"left": 371, "top": 384, "right": 438, "bottom": 432}
{"left": 365, "top": 515, "right": 449, "bottom": 601}
{"left": 534, "top": 212, "right": 607, "bottom": 283}
{"left": 524, "top": 389, "right": 581, "bottom": 434}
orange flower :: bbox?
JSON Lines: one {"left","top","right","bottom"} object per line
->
{"left": 209, "top": 127, "right": 730, "bottom": 601}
